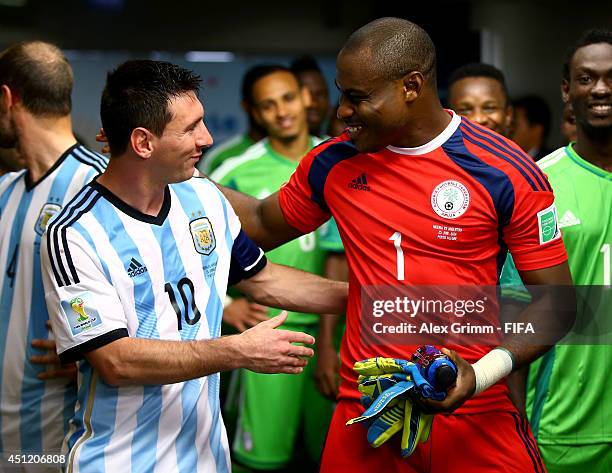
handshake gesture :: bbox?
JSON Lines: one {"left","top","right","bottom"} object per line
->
{"left": 346, "top": 346, "right": 457, "bottom": 458}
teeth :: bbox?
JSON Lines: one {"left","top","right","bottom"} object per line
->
{"left": 348, "top": 126, "right": 362, "bottom": 133}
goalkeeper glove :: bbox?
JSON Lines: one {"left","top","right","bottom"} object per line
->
{"left": 353, "top": 357, "right": 447, "bottom": 401}
{"left": 400, "top": 399, "right": 433, "bottom": 457}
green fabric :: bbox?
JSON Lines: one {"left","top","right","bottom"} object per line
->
{"left": 525, "top": 146, "right": 612, "bottom": 444}
{"left": 500, "top": 253, "right": 531, "bottom": 302}
{"left": 539, "top": 443, "right": 612, "bottom": 473}
{"left": 232, "top": 324, "right": 334, "bottom": 468}
{"left": 318, "top": 217, "right": 344, "bottom": 252}
{"left": 212, "top": 137, "right": 338, "bottom": 325}
{"left": 197, "top": 133, "right": 255, "bottom": 174}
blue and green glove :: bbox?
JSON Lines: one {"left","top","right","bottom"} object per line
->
{"left": 346, "top": 357, "right": 439, "bottom": 457}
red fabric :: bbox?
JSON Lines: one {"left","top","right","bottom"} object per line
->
{"left": 279, "top": 115, "right": 567, "bottom": 413}
{"left": 321, "top": 400, "right": 546, "bottom": 473}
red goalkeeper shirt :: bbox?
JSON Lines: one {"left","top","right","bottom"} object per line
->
{"left": 279, "top": 111, "right": 567, "bottom": 413}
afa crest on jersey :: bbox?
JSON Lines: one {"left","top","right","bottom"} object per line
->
{"left": 34, "top": 202, "right": 62, "bottom": 235}
{"left": 190, "top": 217, "right": 216, "bottom": 255}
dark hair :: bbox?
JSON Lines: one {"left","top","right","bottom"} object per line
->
{"left": 100, "top": 60, "right": 201, "bottom": 155}
{"left": 0, "top": 41, "right": 72, "bottom": 116}
{"left": 290, "top": 55, "right": 322, "bottom": 75}
{"left": 241, "top": 64, "right": 293, "bottom": 107}
{"left": 448, "top": 63, "right": 509, "bottom": 102}
{"left": 341, "top": 17, "right": 437, "bottom": 83}
{"left": 513, "top": 95, "right": 552, "bottom": 139}
{"left": 563, "top": 28, "right": 612, "bottom": 81}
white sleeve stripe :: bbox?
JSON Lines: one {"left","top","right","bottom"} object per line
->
{"left": 243, "top": 248, "right": 264, "bottom": 272}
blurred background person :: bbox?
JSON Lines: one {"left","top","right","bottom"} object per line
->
{"left": 212, "top": 64, "right": 342, "bottom": 473}
{"left": 447, "top": 62, "right": 513, "bottom": 136}
{"left": 290, "top": 55, "right": 331, "bottom": 138}
{"left": 560, "top": 101, "right": 578, "bottom": 144}
{"left": 511, "top": 94, "right": 553, "bottom": 160}
{"left": 0, "top": 41, "right": 104, "bottom": 470}
{"left": 197, "top": 65, "right": 267, "bottom": 174}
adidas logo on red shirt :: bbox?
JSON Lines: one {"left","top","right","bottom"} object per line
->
{"left": 348, "top": 173, "right": 371, "bottom": 192}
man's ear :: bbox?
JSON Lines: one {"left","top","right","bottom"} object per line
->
{"left": 130, "top": 127, "right": 155, "bottom": 159}
{"left": 402, "top": 71, "right": 424, "bottom": 104}
{"left": 561, "top": 80, "right": 570, "bottom": 104}
{"left": 0, "top": 85, "right": 15, "bottom": 113}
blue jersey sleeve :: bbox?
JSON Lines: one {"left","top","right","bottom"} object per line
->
{"left": 228, "top": 230, "right": 267, "bottom": 285}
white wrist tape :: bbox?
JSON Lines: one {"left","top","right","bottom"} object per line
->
{"left": 223, "top": 295, "right": 234, "bottom": 309}
{"left": 472, "top": 348, "right": 514, "bottom": 395}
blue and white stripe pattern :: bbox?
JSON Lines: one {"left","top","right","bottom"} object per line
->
{"left": 41, "top": 176, "right": 261, "bottom": 473}
{"left": 0, "top": 144, "right": 106, "bottom": 459}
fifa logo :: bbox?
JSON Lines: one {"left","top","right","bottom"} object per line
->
{"left": 70, "top": 297, "right": 89, "bottom": 322}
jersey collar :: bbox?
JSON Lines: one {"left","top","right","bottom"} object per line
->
{"left": 89, "top": 179, "right": 172, "bottom": 225}
{"left": 24, "top": 143, "right": 80, "bottom": 192}
{"left": 566, "top": 143, "right": 612, "bottom": 181}
{"left": 386, "top": 110, "right": 461, "bottom": 156}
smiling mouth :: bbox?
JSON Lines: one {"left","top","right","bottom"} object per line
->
{"left": 589, "top": 104, "right": 612, "bottom": 114}
{"left": 347, "top": 125, "right": 363, "bottom": 137}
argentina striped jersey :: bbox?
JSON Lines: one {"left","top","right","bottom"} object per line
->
{"left": 0, "top": 144, "right": 106, "bottom": 462}
{"left": 40, "top": 176, "right": 265, "bottom": 473}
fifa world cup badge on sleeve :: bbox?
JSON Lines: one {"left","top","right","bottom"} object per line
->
{"left": 537, "top": 203, "right": 561, "bottom": 244}
{"left": 60, "top": 292, "right": 102, "bottom": 336}
{"left": 190, "top": 216, "right": 216, "bottom": 255}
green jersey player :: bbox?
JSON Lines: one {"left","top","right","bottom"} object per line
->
{"left": 504, "top": 30, "right": 612, "bottom": 473}
{"left": 211, "top": 65, "right": 341, "bottom": 471}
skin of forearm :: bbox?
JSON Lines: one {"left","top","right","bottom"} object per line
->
{"left": 238, "top": 263, "right": 348, "bottom": 316}
{"left": 319, "top": 253, "right": 348, "bottom": 347}
{"left": 89, "top": 335, "right": 245, "bottom": 386}
{"left": 500, "top": 267, "right": 576, "bottom": 368}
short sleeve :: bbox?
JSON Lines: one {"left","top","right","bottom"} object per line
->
{"left": 228, "top": 230, "right": 267, "bottom": 285}
{"left": 41, "top": 227, "right": 128, "bottom": 363}
{"left": 279, "top": 149, "right": 331, "bottom": 235}
{"left": 503, "top": 177, "right": 567, "bottom": 271}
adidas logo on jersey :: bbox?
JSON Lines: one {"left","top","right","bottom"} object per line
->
{"left": 348, "top": 173, "right": 371, "bottom": 192}
{"left": 127, "top": 257, "right": 148, "bottom": 278}
{"left": 559, "top": 210, "right": 581, "bottom": 228}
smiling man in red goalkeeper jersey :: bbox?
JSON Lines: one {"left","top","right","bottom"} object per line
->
{"left": 217, "top": 17, "right": 575, "bottom": 473}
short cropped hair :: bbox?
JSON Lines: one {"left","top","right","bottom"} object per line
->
{"left": 241, "top": 64, "right": 293, "bottom": 107}
{"left": 563, "top": 28, "right": 612, "bottom": 81}
{"left": 100, "top": 60, "right": 201, "bottom": 155}
{"left": 448, "top": 63, "right": 509, "bottom": 103}
{"left": 0, "top": 41, "right": 73, "bottom": 116}
{"left": 341, "top": 17, "right": 437, "bottom": 82}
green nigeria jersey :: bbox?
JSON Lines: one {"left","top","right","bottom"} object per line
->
{"left": 526, "top": 144, "right": 611, "bottom": 444}
{"left": 197, "top": 133, "right": 256, "bottom": 174}
{"left": 211, "top": 137, "right": 338, "bottom": 325}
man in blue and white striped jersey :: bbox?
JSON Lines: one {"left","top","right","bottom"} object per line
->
{"left": 0, "top": 41, "right": 107, "bottom": 470}
{"left": 40, "top": 60, "right": 347, "bottom": 473}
